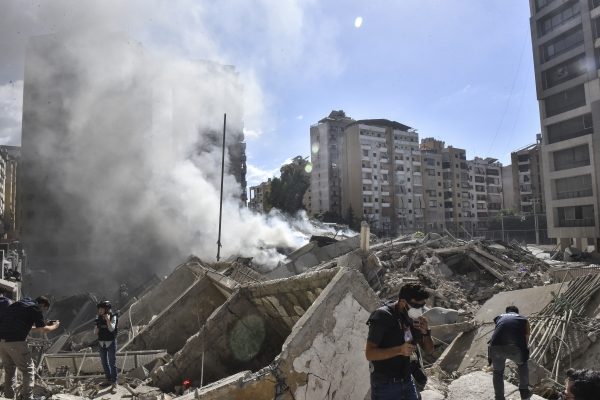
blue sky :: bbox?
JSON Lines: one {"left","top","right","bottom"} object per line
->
{"left": 0, "top": 1, "right": 540, "bottom": 188}
{"left": 244, "top": 1, "right": 540, "bottom": 186}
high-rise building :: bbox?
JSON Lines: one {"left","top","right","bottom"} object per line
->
{"left": 468, "top": 157, "right": 503, "bottom": 221}
{"left": 0, "top": 146, "right": 20, "bottom": 239}
{"left": 309, "top": 110, "right": 355, "bottom": 219}
{"left": 528, "top": 0, "right": 599, "bottom": 249}
{"left": 420, "top": 139, "right": 473, "bottom": 232}
{"left": 510, "top": 140, "right": 545, "bottom": 215}
{"left": 339, "top": 119, "right": 423, "bottom": 235}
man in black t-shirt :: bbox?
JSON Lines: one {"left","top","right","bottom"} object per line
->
{"left": 489, "top": 305, "right": 531, "bottom": 400}
{"left": 0, "top": 296, "right": 60, "bottom": 400}
{"left": 365, "top": 283, "right": 434, "bottom": 400}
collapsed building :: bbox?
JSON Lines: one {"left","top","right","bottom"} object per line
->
{"left": 10, "top": 229, "right": 600, "bottom": 400}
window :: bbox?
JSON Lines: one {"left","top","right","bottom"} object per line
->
{"left": 363, "top": 150, "right": 369, "bottom": 156}
{"left": 542, "top": 54, "right": 586, "bottom": 89}
{"left": 537, "top": 2, "right": 580, "bottom": 36}
{"left": 545, "top": 84, "right": 585, "bottom": 117}
{"left": 546, "top": 113, "right": 593, "bottom": 144}
{"left": 557, "top": 205, "right": 595, "bottom": 227}
{"left": 553, "top": 144, "right": 590, "bottom": 171}
{"left": 554, "top": 174, "right": 593, "bottom": 199}
{"left": 541, "top": 27, "right": 583, "bottom": 63}
{"left": 429, "top": 200, "right": 437, "bottom": 208}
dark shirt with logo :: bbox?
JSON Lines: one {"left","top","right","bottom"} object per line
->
{"left": 490, "top": 312, "right": 529, "bottom": 359}
{"left": 95, "top": 313, "right": 118, "bottom": 342}
{"left": 366, "top": 300, "right": 421, "bottom": 380}
{"left": 0, "top": 298, "right": 45, "bottom": 342}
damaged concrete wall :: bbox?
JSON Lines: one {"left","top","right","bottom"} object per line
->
{"left": 152, "top": 269, "right": 338, "bottom": 391}
{"left": 276, "top": 268, "right": 380, "bottom": 400}
{"left": 266, "top": 236, "right": 360, "bottom": 279}
{"left": 120, "top": 272, "right": 231, "bottom": 354}
{"left": 119, "top": 257, "right": 208, "bottom": 330}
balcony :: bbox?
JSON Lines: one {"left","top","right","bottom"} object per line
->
{"left": 556, "top": 188, "right": 593, "bottom": 200}
{"left": 557, "top": 219, "right": 595, "bottom": 227}
{"left": 554, "top": 159, "right": 590, "bottom": 171}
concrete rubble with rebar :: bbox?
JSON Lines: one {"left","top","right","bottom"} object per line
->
{"left": 3, "top": 232, "right": 600, "bottom": 399}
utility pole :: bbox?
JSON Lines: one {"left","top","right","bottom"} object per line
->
{"left": 216, "top": 113, "right": 226, "bottom": 262}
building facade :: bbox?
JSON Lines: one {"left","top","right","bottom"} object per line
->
{"left": 248, "top": 179, "right": 272, "bottom": 212}
{"left": 309, "top": 111, "right": 355, "bottom": 219}
{"left": 468, "top": 157, "right": 504, "bottom": 221}
{"left": 529, "top": 0, "right": 600, "bottom": 249}
{"left": 339, "top": 119, "right": 423, "bottom": 235}
{"left": 510, "top": 141, "right": 545, "bottom": 215}
{"left": 0, "top": 146, "right": 20, "bottom": 239}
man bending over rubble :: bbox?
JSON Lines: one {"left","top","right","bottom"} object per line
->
{"left": 365, "top": 283, "right": 434, "bottom": 400}
{"left": 489, "top": 305, "right": 531, "bottom": 400}
{"left": 0, "top": 296, "right": 60, "bottom": 400}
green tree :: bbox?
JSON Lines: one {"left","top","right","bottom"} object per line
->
{"left": 268, "top": 156, "right": 310, "bottom": 214}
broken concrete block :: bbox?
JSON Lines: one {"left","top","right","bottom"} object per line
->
{"left": 423, "top": 307, "right": 460, "bottom": 326}
{"left": 446, "top": 371, "right": 546, "bottom": 400}
{"left": 430, "top": 321, "right": 475, "bottom": 345}
{"left": 420, "top": 390, "right": 445, "bottom": 400}
{"left": 127, "top": 365, "right": 150, "bottom": 380}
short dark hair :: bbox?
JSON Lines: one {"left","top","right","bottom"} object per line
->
{"left": 399, "top": 283, "right": 429, "bottom": 302}
{"left": 567, "top": 369, "right": 600, "bottom": 400}
{"left": 35, "top": 296, "right": 50, "bottom": 308}
{"left": 506, "top": 305, "right": 519, "bottom": 314}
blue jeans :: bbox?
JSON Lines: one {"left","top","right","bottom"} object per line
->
{"left": 99, "top": 340, "right": 117, "bottom": 383}
{"left": 371, "top": 377, "right": 418, "bottom": 400}
{"left": 490, "top": 344, "right": 530, "bottom": 400}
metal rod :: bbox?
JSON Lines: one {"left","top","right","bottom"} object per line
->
{"left": 216, "top": 113, "right": 227, "bottom": 262}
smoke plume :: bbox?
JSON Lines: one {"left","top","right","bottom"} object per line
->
{"left": 2, "top": 0, "right": 344, "bottom": 294}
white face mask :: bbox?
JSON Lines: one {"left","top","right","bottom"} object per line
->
{"left": 407, "top": 306, "right": 424, "bottom": 320}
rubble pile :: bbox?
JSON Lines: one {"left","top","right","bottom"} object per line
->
{"left": 374, "top": 233, "right": 551, "bottom": 313}
{"left": 6, "top": 232, "right": 600, "bottom": 399}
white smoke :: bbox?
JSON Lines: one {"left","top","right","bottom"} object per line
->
{"left": 1, "top": 0, "right": 347, "bottom": 291}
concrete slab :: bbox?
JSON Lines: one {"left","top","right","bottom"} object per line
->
{"left": 446, "top": 371, "right": 546, "bottom": 400}
{"left": 153, "top": 268, "right": 380, "bottom": 400}
{"left": 120, "top": 271, "right": 231, "bottom": 354}
{"left": 120, "top": 257, "right": 210, "bottom": 330}
{"left": 420, "top": 390, "right": 445, "bottom": 400}
{"left": 152, "top": 270, "right": 338, "bottom": 391}
{"left": 452, "top": 283, "right": 567, "bottom": 374}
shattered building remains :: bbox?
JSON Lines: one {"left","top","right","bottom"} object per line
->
{"left": 12, "top": 228, "right": 600, "bottom": 400}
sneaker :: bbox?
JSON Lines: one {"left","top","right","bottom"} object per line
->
{"left": 110, "top": 383, "right": 117, "bottom": 393}
{"left": 99, "top": 381, "right": 112, "bottom": 387}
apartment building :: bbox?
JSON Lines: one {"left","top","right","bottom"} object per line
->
{"left": 0, "top": 146, "right": 20, "bottom": 239}
{"left": 248, "top": 179, "right": 272, "bottom": 212}
{"left": 309, "top": 111, "right": 355, "bottom": 218}
{"left": 529, "top": 0, "right": 600, "bottom": 249}
{"left": 510, "top": 141, "right": 545, "bottom": 214}
{"left": 468, "top": 157, "right": 504, "bottom": 221}
{"left": 339, "top": 119, "right": 422, "bottom": 235}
